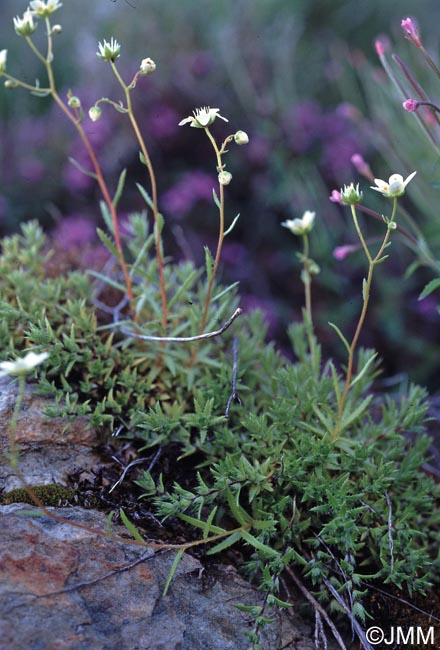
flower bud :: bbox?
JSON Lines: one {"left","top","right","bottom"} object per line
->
{"left": 341, "top": 182, "right": 363, "bottom": 205}
{"left": 403, "top": 98, "right": 419, "bottom": 112}
{"left": 234, "top": 130, "right": 249, "bottom": 145}
{"left": 68, "top": 96, "right": 81, "bottom": 109}
{"left": 52, "top": 24, "right": 63, "bottom": 35}
{"left": 139, "top": 57, "right": 156, "bottom": 76}
{"left": 88, "top": 105, "right": 102, "bottom": 122}
{"left": 401, "top": 17, "right": 421, "bottom": 48}
{"left": 4, "top": 79, "right": 18, "bottom": 89}
{"left": 218, "top": 170, "right": 232, "bottom": 186}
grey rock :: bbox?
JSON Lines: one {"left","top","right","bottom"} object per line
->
{"left": 0, "top": 504, "right": 318, "bottom": 650}
{"left": 0, "top": 378, "right": 100, "bottom": 491}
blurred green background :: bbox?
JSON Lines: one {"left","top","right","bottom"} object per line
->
{"left": 2, "top": 0, "right": 440, "bottom": 387}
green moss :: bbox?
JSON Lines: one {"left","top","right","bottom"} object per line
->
{"left": 1, "top": 484, "right": 77, "bottom": 506}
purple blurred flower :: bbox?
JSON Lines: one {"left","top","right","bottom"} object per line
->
{"left": 416, "top": 295, "right": 438, "bottom": 320}
{"left": 283, "top": 100, "right": 322, "bottom": 153}
{"left": 18, "top": 158, "right": 45, "bottom": 183}
{"left": 246, "top": 135, "right": 271, "bottom": 167}
{"left": 148, "top": 104, "right": 180, "bottom": 139}
{"left": 162, "top": 171, "right": 215, "bottom": 218}
{"left": 53, "top": 214, "right": 96, "bottom": 250}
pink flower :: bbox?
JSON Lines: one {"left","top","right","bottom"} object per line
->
{"left": 401, "top": 17, "right": 421, "bottom": 48}
{"left": 333, "top": 244, "right": 358, "bottom": 261}
{"left": 329, "top": 189, "right": 343, "bottom": 205}
{"left": 374, "top": 37, "right": 389, "bottom": 57}
{"left": 403, "top": 98, "right": 419, "bottom": 112}
{"left": 350, "top": 153, "right": 373, "bottom": 180}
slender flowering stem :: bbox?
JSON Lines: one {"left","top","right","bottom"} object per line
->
{"left": 110, "top": 61, "right": 168, "bottom": 330}
{"left": 23, "top": 25, "right": 134, "bottom": 311}
{"left": 301, "top": 233, "right": 317, "bottom": 372}
{"left": 420, "top": 45, "right": 440, "bottom": 81}
{"left": 333, "top": 198, "right": 397, "bottom": 437}
{"left": 197, "top": 128, "right": 228, "bottom": 336}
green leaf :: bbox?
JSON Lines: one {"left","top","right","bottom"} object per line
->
{"left": 350, "top": 352, "right": 378, "bottom": 388}
{"left": 163, "top": 549, "right": 185, "bottom": 596}
{"left": 312, "top": 403, "right": 335, "bottom": 435}
{"left": 129, "top": 236, "right": 155, "bottom": 278}
{"left": 105, "top": 511, "right": 114, "bottom": 536}
{"left": 339, "top": 394, "right": 373, "bottom": 432}
{"left": 240, "top": 530, "right": 279, "bottom": 557}
{"left": 206, "top": 531, "right": 242, "bottom": 555}
{"left": 362, "top": 278, "right": 368, "bottom": 302}
{"left": 88, "top": 270, "right": 125, "bottom": 292}
{"left": 224, "top": 213, "right": 240, "bottom": 237}
{"left": 204, "top": 247, "right": 214, "bottom": 283}
{"left": 68, "top": 156, "right": 98, "bottom": 180}
{"left": 328, "top": 361, "right": 341, "bottom": 408}
{"left": 211, "top": 281, "right": 240, "bottom": 303}
{"left": 100, "top": 201, "right": 114, "bottom": 234}
{"left": 139, "top": 151, "right": 147, "bottom": 166}
{"left": 204, "top": 506, "right": 219, "bottom": 540}
{"left": 418, "top": 278, "right": 440, "bottom": 300}
{"left": 113, "top": 168, "right": 127, "bottom": 209}
{"left": 328, "top": 322, "right": 350, "bottom": 355}
{"left": 96, "top": 228, "right": 119, "bottom": 258}
{"left": 375, "top": 255, "right": 389, "bottom": 265}
{"left": 119, "top": 508, "right": 144, "bottom": 542}
{"left": 225, "top": 488, "right": 252, "bottom": 526}
{"left": 404, "top": 260, "right": 421, "bottom": 280}
{"left": 136, "top": 182, "right": 154, "bottom": 211}
{"left": 212, "top": 188, "right": 221, "bottom": 209}
{"left": 178, "top": 512, "right": 224, "bottom": 536}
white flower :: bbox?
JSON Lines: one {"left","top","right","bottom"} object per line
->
{"left": 0, "top": 50, "right": 7, "bottom": 76}
{"left": 370, "top": 171, "right": 417, "bottom": 198}
{"left": 139, "top": 57, "right": 156, "bottom": 76}
{"left": 29, "top": 0, "right": 63, "bottom": 17}
{"left": 97, "top": 38, "right": 121, "bottom": 62}
{"left": 13, "top": 9, "right": 37, "bottom": 37}
{"left": 234, "top": 130, "right": 249, "bottom": 145}
{"left": 178, "top": 106, "right": 228, "bottom": 128}
{"left": 281, "top": 210, "right": 316, "bottom": 236}
{"left": 0, "top": 351, "right": 49, "bottom": 378}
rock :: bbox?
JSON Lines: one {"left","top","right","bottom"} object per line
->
{"left": 0, "top": 378, "right": 100, "bottom": 491}
{"left": 0, "top": 504, "right": 319, "bottom": 650}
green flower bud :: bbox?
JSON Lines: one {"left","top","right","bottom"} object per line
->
{"left": 341, "top": 182, "right": 363, "bottom": 206}
{"left": 88, "top": 105, "right": 102, "bottom": 122}
{"left": 68, "top": 96, "right": 81, "bottom": 109}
